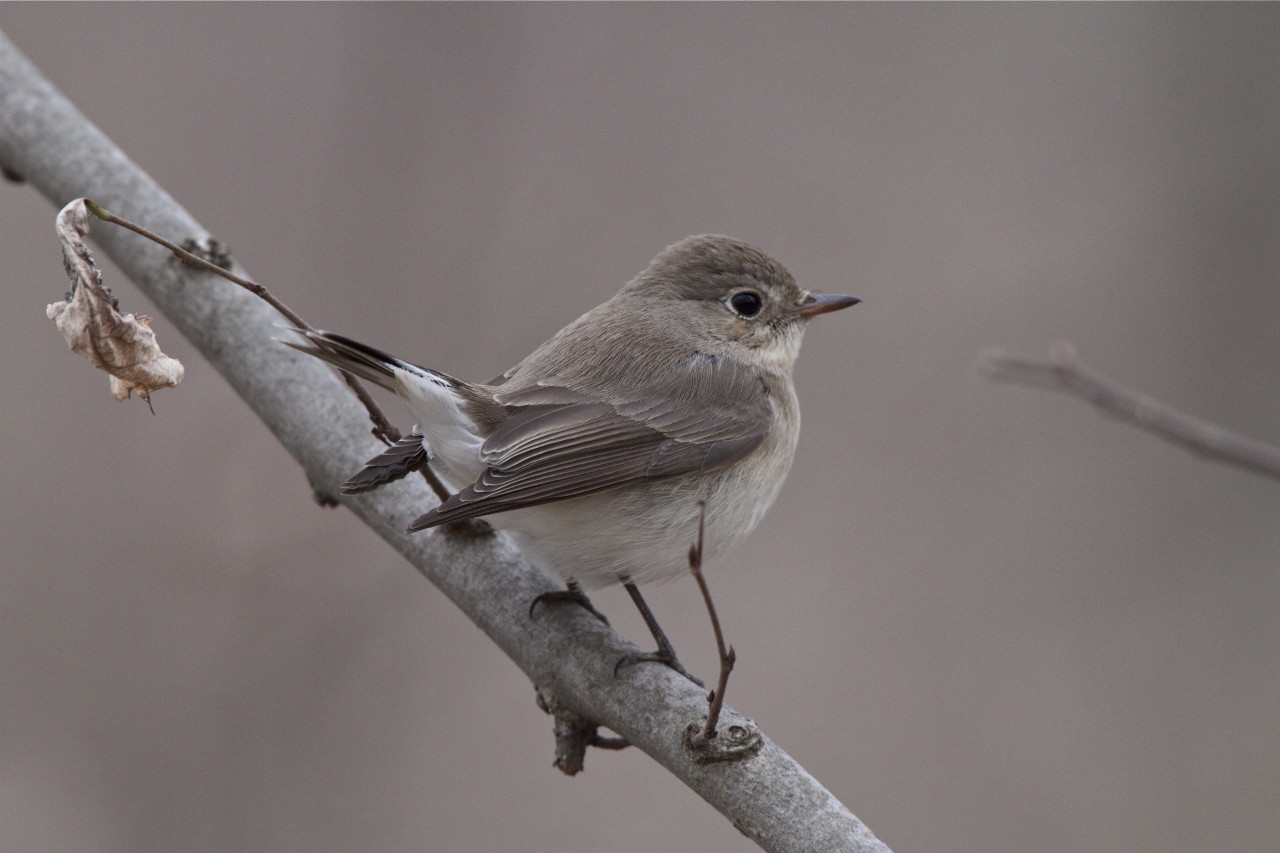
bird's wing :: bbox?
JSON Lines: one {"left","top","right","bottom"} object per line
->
{"left": 408, "top": 353, "right": 771, "bottom": 529}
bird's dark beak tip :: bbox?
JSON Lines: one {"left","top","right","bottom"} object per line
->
{"left": 795, "top": 293, "right": 861, "bottom": 317}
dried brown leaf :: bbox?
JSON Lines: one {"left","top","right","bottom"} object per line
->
{"left": 45, "top": 199, "right": 184, "bottom": 408}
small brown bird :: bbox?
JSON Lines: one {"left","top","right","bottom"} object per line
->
{"left": 289, "top": 235, "right": 858, "bottom": 670}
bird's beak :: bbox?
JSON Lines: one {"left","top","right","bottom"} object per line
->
{"left": 791, "top": 292, "right": 861, "bottom": 317}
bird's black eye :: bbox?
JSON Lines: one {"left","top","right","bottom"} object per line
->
{"left": 728, "top": 290, "right": 764, "bottom": 318}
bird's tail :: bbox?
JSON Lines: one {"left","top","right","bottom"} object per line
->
{"left": 281, "top": 328, "right": 417, "bottom": 394}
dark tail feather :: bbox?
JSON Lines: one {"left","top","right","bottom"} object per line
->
{"left": 280, "top": 328, "right": 412, "bottom": 393}
{"left": 342, "top": 430, "right": 433, "bottom": 495}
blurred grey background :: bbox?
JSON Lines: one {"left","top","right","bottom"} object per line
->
{"left": 2, "top": 5, "right": 1279, "bottom": 852}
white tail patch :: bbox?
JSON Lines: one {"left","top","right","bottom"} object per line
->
{"left": 393, "top": 368, "right": 485, "bottom": 485}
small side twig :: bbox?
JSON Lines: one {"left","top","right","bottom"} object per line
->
{"left": 83, "top": 199, "right": 399, "bottom": 438}
{"left": 83, "top": 199, "right": 453, "bottom": 501}
{"left": 85, "top": 199, "right": 307, "bottom": 327}
{"left": 978, "top": 344, "right": 1280, "bottom": 483}
{"left": 687, "top": 502, "right": 735, "bottom": 748}
{"left": 536, "top": 687, "right": 631, "bottom": 776}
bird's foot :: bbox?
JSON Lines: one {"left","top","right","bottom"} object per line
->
{"left": 528, "top": 584, "right": 609, "bottom": 625}
{"left": 614, "top": 648, "right": 704, "bottom": 687}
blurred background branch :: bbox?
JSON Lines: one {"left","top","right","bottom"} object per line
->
{"left": 979, "top": 346, "right": 1280, "bottom": 482}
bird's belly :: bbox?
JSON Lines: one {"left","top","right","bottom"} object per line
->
{"left": 493, "top": 449, "right": 791, "bottom": 588}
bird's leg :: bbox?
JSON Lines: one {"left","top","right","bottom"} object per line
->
{"left": 614, "top": 579, "right": 704, "bottom": 687}
{"left": 529, "top": 579, "right": 609, "bottom": 625}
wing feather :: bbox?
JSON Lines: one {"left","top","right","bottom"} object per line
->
{"left": 408, "top": 353, "right": 773, "bottom": 530}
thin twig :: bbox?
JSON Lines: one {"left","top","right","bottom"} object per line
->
{"left": 537, "top": 687, "right": 631, "bottom": 776}
{"left": 978, "top": 345, "right": 1280, "bottom": 482}
{"left": 83, "top": 198, "right": 456, "bottom": 503}
{"left": 687, "top": 502, "right": 735, "bottom": 747}
{"left": 587, "top": 733, "right": 630, "bottom": 750}
{"left": 85, "top": 199, "right": 307, "bottom": 327}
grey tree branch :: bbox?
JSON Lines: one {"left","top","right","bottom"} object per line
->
{"left": 978, "top": 345, "right": 1280, "bottom": 482}
{"left": 0, "top": 31, "right": 890, "bottom": 853}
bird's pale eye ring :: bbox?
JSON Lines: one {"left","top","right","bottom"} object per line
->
{"left": 727, "top": 290, "right": 764, "bottom": 318}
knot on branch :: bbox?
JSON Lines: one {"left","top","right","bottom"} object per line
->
{"left": 535, "top": 687, "right": 629, "bottom": 776}
{"left": 684, "top": 707, "right": 761, "bottom": 764}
